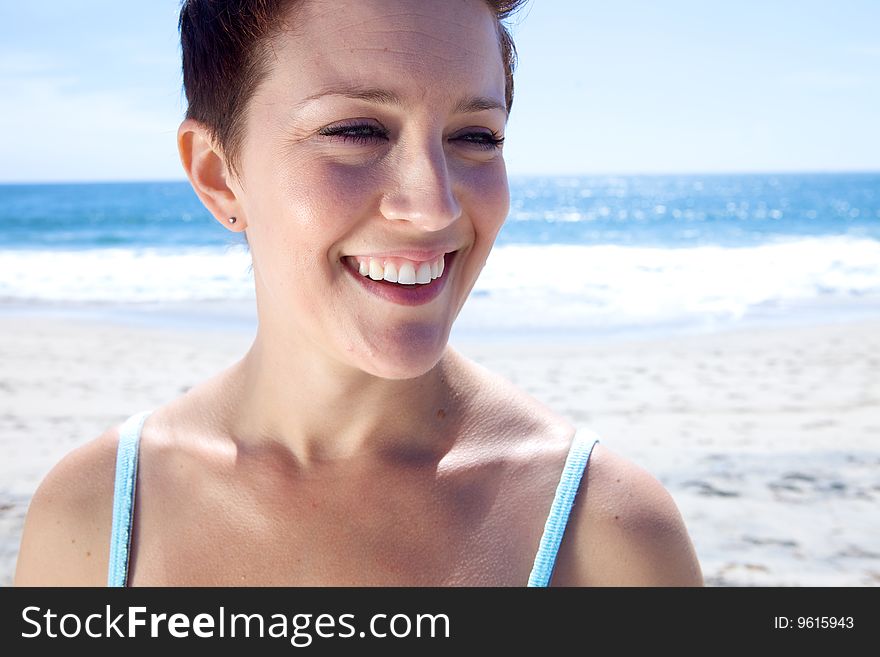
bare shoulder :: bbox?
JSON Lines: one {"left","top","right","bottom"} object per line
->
{"left": 13, "top": 425, "right": 121, "bottom": 586}
{"left": 552, "top": 443, "right": 703, "bottom": 586}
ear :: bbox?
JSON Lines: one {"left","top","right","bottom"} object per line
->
{"left": 177, "top": 118, "right": 246, "bottom": 231}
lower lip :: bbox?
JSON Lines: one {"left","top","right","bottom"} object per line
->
{"left": 343, "top": 252, "right": 456, "bottom": 306}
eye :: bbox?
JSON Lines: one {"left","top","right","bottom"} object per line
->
{"left": 317, "top": 122, "right": 389, "bottom": 145}
{"left": 453, "top": 130, "right": 505, "bottom": 151}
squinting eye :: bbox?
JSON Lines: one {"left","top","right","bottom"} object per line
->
{"left": 317, "top": 123, "right": 389, "bottom": 144}
{"left": 454, "top": 131, "right": 505, "bottom": 151}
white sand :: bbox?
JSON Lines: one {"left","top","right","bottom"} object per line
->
{"left": 2, "top": 314, "right": 878, "bottom": 586}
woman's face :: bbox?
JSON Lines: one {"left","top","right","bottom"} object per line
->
{"left": 235, "top": 0, "right": 510, "bottom": 379}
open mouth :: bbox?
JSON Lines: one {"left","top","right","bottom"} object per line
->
{"left": 342, "top": 250, "right": 458, "bottom": 306}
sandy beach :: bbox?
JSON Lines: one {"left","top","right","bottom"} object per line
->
{"left": 1, "top": 313, "right": 878, "bottom": 586}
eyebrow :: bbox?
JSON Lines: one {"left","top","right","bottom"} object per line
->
{"left": 293, "top": 85, "right": 508, "bottom": 116}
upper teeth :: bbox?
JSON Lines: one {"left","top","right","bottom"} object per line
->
{"left": 353, "top": 254, "right": 446, "bottom": 285}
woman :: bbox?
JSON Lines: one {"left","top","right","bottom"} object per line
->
{"left": 14, "top": 0, "right": 702, "bottom": 586}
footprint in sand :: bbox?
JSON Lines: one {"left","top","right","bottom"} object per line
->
{"left": 742, "top": 535, "right": 799, "bottom": 548}
{"left": 801, "top": 418, "right": 838, "bottom": 430}
{"left": 681, "top": 480, "right": 740, "bottom": 497}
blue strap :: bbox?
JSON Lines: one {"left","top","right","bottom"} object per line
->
{"left": 107, "top": 411, "right": 151, "bottom": 587}
{"left": 527, "top": 429, "right": 599, "bottom": 587}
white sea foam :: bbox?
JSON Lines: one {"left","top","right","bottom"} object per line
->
{"left": 2, "top": 237, "right": 880, "bottom": 333}
{"left": 0, "top": 246, "right": 255, "bottom": 302}
{"left": 460, "top": 236, "right": 880, "bottom": 334}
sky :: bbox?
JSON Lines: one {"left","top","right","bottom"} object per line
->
{"left": 1, "top": 0, "right": 878, "bottom": 182}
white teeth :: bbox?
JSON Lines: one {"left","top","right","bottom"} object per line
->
{"left": 438, "top": 256, "right": 445, "bottom": 277}
{"left": 355, "top": 254, "right": 449, "bottom": 285}
{"left": 382, "top": 261, "right": 399, "bottom": 283}
{"left": 398, "top": 262, "right": 417, "bottom": 284}
{"left": 415, "top": 262, "right": 432, "bottom": 284}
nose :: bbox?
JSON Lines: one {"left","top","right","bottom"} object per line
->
{"left": 379, "top": 140, "right": 462, "bottom": 230}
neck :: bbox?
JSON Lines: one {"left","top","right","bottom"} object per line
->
{"left": 223, "top": 324, "right": 472, "bottom": 467}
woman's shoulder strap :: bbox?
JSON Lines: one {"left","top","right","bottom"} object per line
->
{"left": 107, "top": 410, "right": 152, "bottom": 587}
{"left": 527, "top": 427, "right": 600, "bottom": 587}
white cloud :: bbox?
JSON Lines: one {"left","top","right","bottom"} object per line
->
{"left": 0, "top": 50, "right": 63, "bottom": 76}
{"left": 0, "top": 68, "right": 184, "bottom": 181}
{"left": 848, "top": 45, "right": 880, "bottom": 57}
{"left": 782, "top": 68, "right": 873, "bottom": 90}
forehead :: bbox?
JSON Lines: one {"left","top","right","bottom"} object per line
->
{"left": 263, "top": 0, "right": 505, "bottom": 107}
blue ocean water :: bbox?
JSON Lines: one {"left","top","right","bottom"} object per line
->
{"left": 2, "top": 174, "right": 878, "bottom": 250}
{"left": 1, "top": 174, "right": 879, "bottom": 338}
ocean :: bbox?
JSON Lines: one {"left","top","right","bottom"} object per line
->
{"left": 1, "top": 173, "right": 879, "bottom": 341}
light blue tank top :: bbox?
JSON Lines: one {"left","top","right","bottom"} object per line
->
{"left": 107, "top": 411, "right": 599, "bottom": 587}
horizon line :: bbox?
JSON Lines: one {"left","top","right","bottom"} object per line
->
{"left": 2, "top": 168, "right": 880, "bottom": 186}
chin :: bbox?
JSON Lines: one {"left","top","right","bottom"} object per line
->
{"left": 357, "top": 322, "right": 450, "bottom": 380}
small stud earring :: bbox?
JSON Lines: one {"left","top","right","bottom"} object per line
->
{"left": 228, "top": 216, "right": 237, "bottom": 225}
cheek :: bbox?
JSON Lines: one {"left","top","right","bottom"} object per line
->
{"left": 246, "top": 160, "right": 383, "bottom": 286}
{"left": 277, "top": 160, "right": 382, "bottom": 234}
{"left": 462, "top": 161, "right": 510, "bottom": 243}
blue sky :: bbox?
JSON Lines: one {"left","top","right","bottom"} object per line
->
{"left": 1, "top": 0, "right": 878, "bottom": 182}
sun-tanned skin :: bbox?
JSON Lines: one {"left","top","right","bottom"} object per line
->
{"left": 14, "top": 0, "right": 702, "bottom": 587}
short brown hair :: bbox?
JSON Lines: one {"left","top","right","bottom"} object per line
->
{"left": 179, "top": 0, "right": 528, "bottom": 177}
